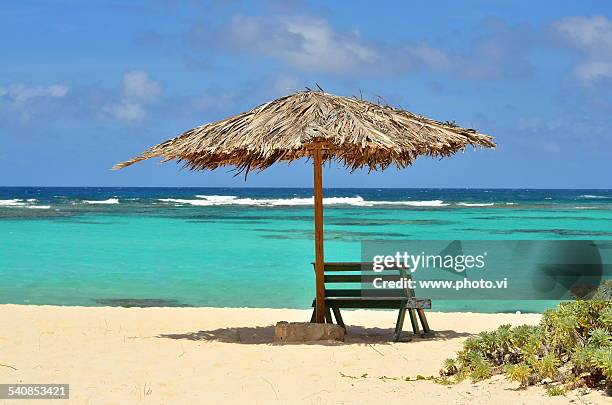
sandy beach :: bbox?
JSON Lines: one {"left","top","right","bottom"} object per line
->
{"left": 0, "top": 305, "right": 607, "bottom": 404}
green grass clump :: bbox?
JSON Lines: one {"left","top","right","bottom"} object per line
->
{"left": 505, "top": 363, "right": 532, "bottom": 387}
{"left": 546, "top": 385, "right": 566, "bottom": 396}
{"left": 439, "top": 295, "right": 611, "bottom": 395}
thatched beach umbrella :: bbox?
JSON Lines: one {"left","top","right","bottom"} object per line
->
{"left": 114, "top": 90, "right": 495, "bottom": 322}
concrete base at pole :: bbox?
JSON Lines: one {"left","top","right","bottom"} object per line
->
{"left": 274, "top": 321, "right": 345, "bottom": 342}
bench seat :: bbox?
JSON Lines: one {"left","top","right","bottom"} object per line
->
{"left": 314, "top": 297, "right": 431, "bottom": 308}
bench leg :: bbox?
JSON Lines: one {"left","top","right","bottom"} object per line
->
{"left": 331, "top": 307, "right": 346, "bottom": 330}
{"left": 417, "top": 308, "right": 431, "bottom": 334}
{"left": 324, "top": 307, "right": 333, "bottom": 324}
{"left": 408, "top": 309, "right": 420, "bottom": 335}
{"left": 394, "top": 306, "right": 407, "bottom": 341}
{"left": 310, "top": 306, "right": 316, "bottom": 322}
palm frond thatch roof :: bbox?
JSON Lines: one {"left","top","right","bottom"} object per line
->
{"left": 114, "top": 90, "right": 495, "bottom": 172}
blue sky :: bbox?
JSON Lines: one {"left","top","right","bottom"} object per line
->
{"left": 1, "top": 0, "right": 611, "bottom": 188}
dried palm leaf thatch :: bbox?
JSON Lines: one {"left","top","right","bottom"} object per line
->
{"left": 114, "top": 90, "right": 495, "bottom": 173}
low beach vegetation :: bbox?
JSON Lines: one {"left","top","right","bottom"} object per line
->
{"left": 440, "top": 281, "right": 612, "bottom": 396}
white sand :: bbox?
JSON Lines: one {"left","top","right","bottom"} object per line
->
{"left": 0, "top": 305, "right": 607, "bottom": 404}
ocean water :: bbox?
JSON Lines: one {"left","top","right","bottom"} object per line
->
{"left": 1, "top": 187, "right": 611, "bottom": 313}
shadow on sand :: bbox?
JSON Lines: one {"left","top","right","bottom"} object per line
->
{"left": 158, "top": 325, "right": 472, "bottom": 345}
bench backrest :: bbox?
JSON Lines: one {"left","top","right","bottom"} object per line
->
{"left": 312, "top": 262, "right": 415, "bottom": 299}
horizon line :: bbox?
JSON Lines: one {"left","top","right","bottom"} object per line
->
{"left": 0, "top": 186, "right": 611, "bottom": 191}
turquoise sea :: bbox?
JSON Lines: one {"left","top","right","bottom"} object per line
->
{"left": 1, "top": 187, "right": 611, "bottom": 313}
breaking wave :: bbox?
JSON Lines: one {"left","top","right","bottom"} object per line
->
{"left": 0, "top": 199, "right": 26, "bottom": 207}
{"left": 0, "top": 199, "right": 50, "bottom": 209}
{"left": 159, "top": 195, "right": 449, "bottom": 207}
{"left": 580, "top": 195, "right": 610, "bottom": 199}
{"left": 457, "top": 202, "right": 495, "bottom": 207}
{"left": 83, "top": 198, "right": 119, "bottom": 205}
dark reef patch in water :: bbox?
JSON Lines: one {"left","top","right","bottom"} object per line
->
{"left": 54, "top": 219, "right": 126, "bottom": 225}
{"left": 94, "top": 298, "right": 189, "bottom": 307}
{"left": 462, "top": 228, "right": 612, "bottom": 237}
{"left": 471, "top": 215, "right": 611, "bottom": 221}
{"left": 185, "top": 219, "right": 267, "bottom": 224}
{"left": 181, "top": 214, "right": 455, "bottom": 227}
{"left": 258, "top": 229, "right": 411, "bottom": 242}
{"left": 0, "top": 210, "right": 73, "bottom": 220}
{"left": 180, "top": 214, "right": 313, "bottom": 222}
{"left": 328, "top": 218, "right": 455, "bottom": 226}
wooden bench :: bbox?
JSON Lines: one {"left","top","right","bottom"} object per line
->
{"left": 310, "top": 262, "right": 432, "bottom": 341}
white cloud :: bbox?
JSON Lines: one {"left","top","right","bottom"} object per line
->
{"left": 574, "top": 60, "right": 612, "bottom": 82}
{"left": 220, "top": 15, "right": 382, "bottom": 74}
{"left": 216, "top": 15, "right": 469, "bottom": 75}
{"left": 101, "top": 100, "right": 145, "bottom": 122}
{"left": 553, "top": 16, "right": 612, "bottom": 82}
{"left": 0, "top": 83, "right": 69, "bottom": 104}
{"left": 199, "top": 14, "right": 534, "bottom": 79}
{"left": 554, "top": 16, "right": 612, "bottom": 51}
{"left": 102, "top": 70, "right": 161, "bottom": 122}
{"left": 405, "top": 44, "right": 452, "bottom": 70}
{"left": 122, "top": 70, "right": 161, "bottom": 102}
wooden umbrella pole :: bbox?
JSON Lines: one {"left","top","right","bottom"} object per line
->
{"left": 313, "top": 146, "right": 326, "bottom": 323}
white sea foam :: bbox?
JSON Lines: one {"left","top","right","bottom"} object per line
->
{"left": 194, "top": 195, "right": 238, "bottom": 202}
{"left": 0, "top": 199, "right": 26, "bottom": 207}
{"left": 505, "top": 202, "right": 517, "bottom": 205}
{"left": 392, "top": 200, "right": 448, "bottom": 207}
{"left": 457, "top": 202, "right": 495, "bottom": 207}
{"left": 160, "top": 196, "right": 370, "bottom": 206}
{"left": 580, "top": 194, "right": 609, "bottom": 199}
{"left": 159, "top": 195, "right": 448, "bottom": 207}
{"left": 0, "top": 199, "right": 49, "bottom": 209}
{"left": 83, "top": 198, "right": 119, "bottom": 205}
{"left": 574, "top": 206, "right": 598, "bottom": 210}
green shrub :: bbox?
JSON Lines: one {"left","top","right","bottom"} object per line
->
{"left": 591, "top": 280, "right": 612, "bottom": 301}
{"left": 440, "top": 358, "right": 457, "bottom": 376}
{"left": 439, "top": 295, "right": 611, "bottom": 395}
{"left": 588, "top": 328, "right": 611, "bottom": 348}
{"left": 546, "top": 385, "right": 565, "bottom": 396}
{"left": 593, "top": 349, "right": 612, "bottom": 380}
{"left": 536, "top": 354, "right": 561, "bottom": 379}
{"left": 505, "top": 363, "right": 532, "bottom": 387}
